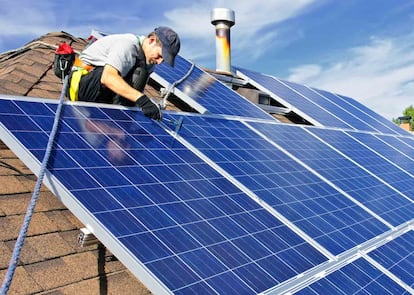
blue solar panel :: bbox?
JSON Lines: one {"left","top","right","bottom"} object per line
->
{"left": 174, "top": 115, "right": 389, "bottom": 255}
{"left": 396, "top": 135, "right": 414, "bottom": 148}
{"left": 280, "top": 79, "right": 379, "bottom": 131}
{"left": 2, "top": 95, "right": 414, "bottom": 294}
{"left": 349, "top": 132, "right": 414, "bottom": 194}
{"left": 307, "top": 128, "right": 414, "bottom": 202}
{"left": 153, "top": 55, "right": 273, "bottom": 120}
{"left": 235, "top": 67, "right": 348, "bottom": 128}
{"left": 236, "top": 67, "right": 408, "bottom": 135}
{"left": 248, "top": 122, "right": 414, "bottom": 227}
{"left": 0, "top": 97, "right": 328, "bottom": 294}
{"left": 337, "top": 93, "right": 410, "bottom": 136}
{"left": 377, "top": 133, "right": 414, "bottom": 156}
{"left": 307, "top": 88, "right": 400, "bottom": 135}
{"left": 368, "top": 230, "right": 414, "bottom": 289}
{"left": 295, "top": 257, "right": 410, "bottom": 294}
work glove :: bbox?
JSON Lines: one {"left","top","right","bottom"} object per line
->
{"left": 135, "top": 95, "right": 162, "bottom": 121}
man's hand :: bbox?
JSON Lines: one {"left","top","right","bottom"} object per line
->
{"left": 135, "top": 95, "right": 162, "bottom": 121}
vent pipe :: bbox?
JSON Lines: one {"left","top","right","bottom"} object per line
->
{"left": 211, "top": 8, "right": 235, "bottom": 74}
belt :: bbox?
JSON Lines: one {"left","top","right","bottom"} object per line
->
{"left": 73, "top": 57, "right": 94, "bottom": 71}
{"left": 69, "top": 68, "right": 89, "bottom": 101}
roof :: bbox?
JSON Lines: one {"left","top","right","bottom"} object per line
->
{"left": 2, "top": 31, "right": 412, "bottom": 295}
{"left": 0, "top": 31, "right": 150, "bottom": 294}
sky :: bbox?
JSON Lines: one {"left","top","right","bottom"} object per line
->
{"left": 1, "top": 0, "right": 414, "bottom": 120}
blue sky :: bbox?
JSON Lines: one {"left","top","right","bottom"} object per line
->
{"left": 1, "top": 0, "right": 414, "bottom": 120}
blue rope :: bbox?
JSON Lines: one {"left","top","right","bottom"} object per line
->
{"left": 0, "top": 75, "right": 69, "bottom": 295}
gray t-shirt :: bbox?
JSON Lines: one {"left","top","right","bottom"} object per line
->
{"left": 80, "top": 33, "right": 144, "bottom": 77}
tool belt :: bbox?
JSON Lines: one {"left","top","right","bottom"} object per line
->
{"left": 69, "top": 57, "right": 94, "bottom": 101}
{"left": 73, "top": 57, "right": 94, "bottom": 71}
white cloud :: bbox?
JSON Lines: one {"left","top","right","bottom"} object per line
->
{"left": 215, "top": 0, "right": 316, "bottom": 28}
{"left": 287, "top": 34, "right": 414, "bottom": 120}
{"left": 0, "top": 0, "right": 320, "bottom": 57}
{"left": 0, "top": 2, "right": 56, "bottom": 36}
{"left": 161, "top": 0, "right": 319, "bottom": 63}
{"left": 287, "top": 64, "right": 322, "bottom": 83}
{"left": 164, "top": 0, "right": 317, "bottom": 37}
{"left": 3, "top": 1, "right": 410, "bottom": 122}
{"left": 164, "top": 4, "right": 212, "bottom": 38}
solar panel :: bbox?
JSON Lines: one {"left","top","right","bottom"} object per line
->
{"left": 1, "top": 95, "right": 413, "bottom": 294}
{"left": 284, "top": 79, "right": 385, "bottom": 131}
{"left": 377, "top": 133, "right": 414, "bottom": 155}
{"left": 295, "top": 257, "right": 410, "bottom": 294}
{"left": 368, "top": 230, "right": 414, "bottom": 289}
{"left": 392, "top": 135, "right": 414, "bottom": 150}
{"left": 174, "top": 114, "right": 389, "bottom": 256}
{"left": 235, "top": 66, "right": 341, "bottom": 127}
{"left": 287, "top": 82, "right": 404, "bottom": 135}
{"left": 312, "top": 89, "right": 408, "bottom": 136}
{"left": 236, "top": 67, "right": 409, "bottom": 135}
{"left": 336, "top": 93, "right": 410, "bottom": 136}
{"left": 307, "top": 128, "right": 414, "bottom": 202}
{"left": 248, "top": 121, "right": 414, "bottom": 227}
{"left": 0, "top": 96, "right": 328, "bottom": 294}
{"left": 152, "top": 55, "right": 273, "bottom": 120}
{"left": 349, "top": 131, "right": 414, "bottom": 186}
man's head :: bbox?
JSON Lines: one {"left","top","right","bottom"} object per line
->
{"left": 154, "top": 26, "right": 180, "bottom": 67}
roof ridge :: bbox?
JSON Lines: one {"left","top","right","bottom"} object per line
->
{"left": 0, "top": 31, "right": 85, "bottom": 63}
{"left": 31, "top": 31, "right": 84, "bottom": 45}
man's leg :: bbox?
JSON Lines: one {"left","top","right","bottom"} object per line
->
{"left": 78, "top": 67, "right": 116, "bottom": 103}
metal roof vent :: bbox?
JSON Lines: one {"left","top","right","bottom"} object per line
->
{"left": 211, "top": 8, "right": 235, "bottom": 74}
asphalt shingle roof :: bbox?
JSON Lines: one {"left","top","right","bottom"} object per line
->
{"left": 0, "top": 31, "right": 150, "bottom": 294}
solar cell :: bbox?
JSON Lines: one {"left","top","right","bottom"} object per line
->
{"left": 0, "top": 97, "right": 327, "bottom": 294}
{"left": 248, "top": 121, "right": 414, "bottom": 227}
{"left": 153, "top": 55, "right": 273, "bottom": 120}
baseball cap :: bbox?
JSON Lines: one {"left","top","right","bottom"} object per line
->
{"left": 155, "top": 26, "right": 180, "bottom": 67}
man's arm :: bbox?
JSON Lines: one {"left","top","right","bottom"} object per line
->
{"left": 100, "top": 64, "right": 162, "bottom": 120}
{"left": 100, "top": 64, "right": 143, "bottom": 102}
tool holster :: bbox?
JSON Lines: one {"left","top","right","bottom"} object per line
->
{"left": 68, "top": 58, "right": 94, "bottom": 101}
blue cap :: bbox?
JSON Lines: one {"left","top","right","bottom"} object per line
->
{"left": 155, "top": 26, "right": 180, "bottom": 67}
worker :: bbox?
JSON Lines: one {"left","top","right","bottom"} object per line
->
{"left": 68, "top": 26, "right": 181, "bottom": 121}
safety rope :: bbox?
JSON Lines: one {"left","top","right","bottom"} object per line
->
{"left": 161, "top": 60, "right": 195, "bottom": 109}
{"left": 0, "top": 75, "right": 69, "bottom": 295}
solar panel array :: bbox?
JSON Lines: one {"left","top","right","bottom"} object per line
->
{"left": 153, "top": 55, "right": 273, "bottom": 120}
{"left": 236, "top": 67, "right": 409, "bottom": 136}
{"left": 1, "top": 60, "right": 414, "bottom": 294}
{"left": 250, "top": 122, "right": 414, "bottom": 227}
{"left": 176, "top": 116, "right": 390, "bottom": 256}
